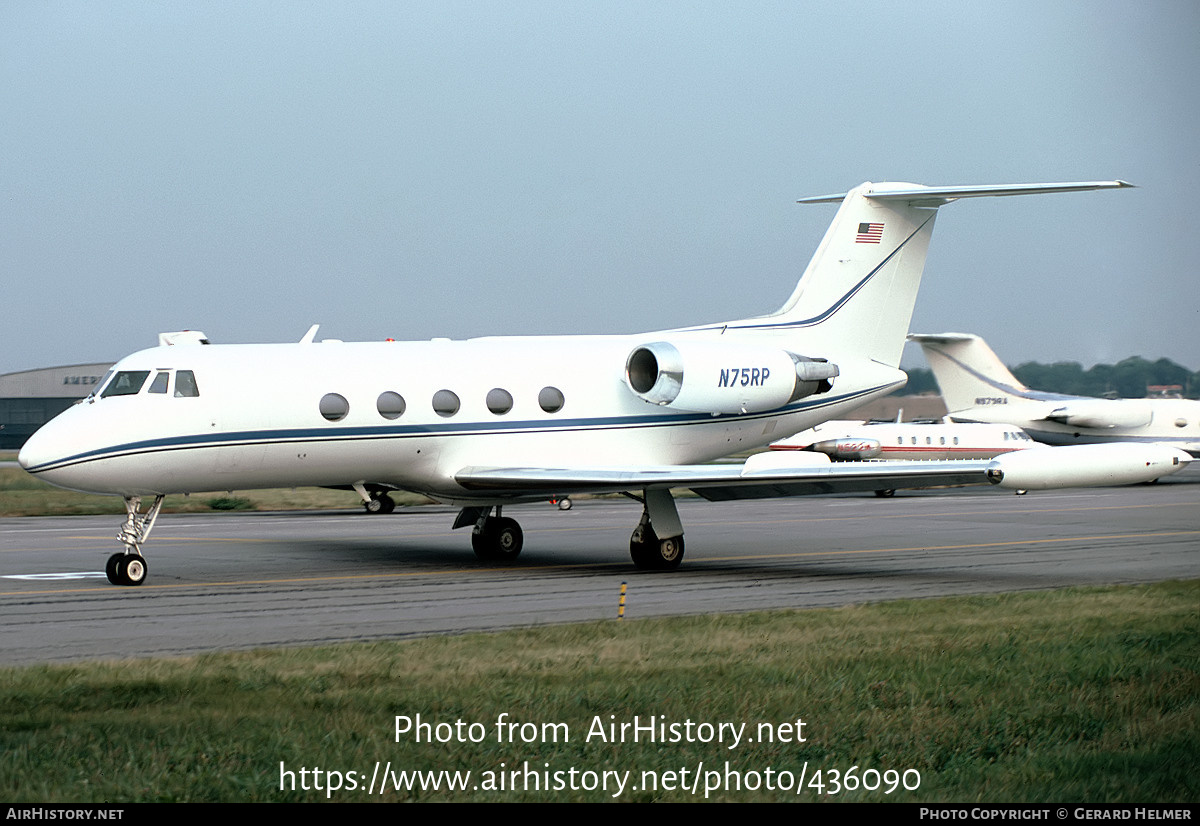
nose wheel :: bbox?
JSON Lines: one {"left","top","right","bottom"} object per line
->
{"left": 106, "top": 553, "right": 148, "bottom": 586}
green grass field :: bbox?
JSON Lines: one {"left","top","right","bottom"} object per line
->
{"left": 0, "top": 466, "right": 434, "bottom": 516}
{"left": 2, "top": 582, "right": 1196, "bottom": 803}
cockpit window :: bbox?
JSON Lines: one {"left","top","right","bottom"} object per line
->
{"left": 86, "top": 371, "right": 114, "bottom": 401}
{"left": 100, "top": 371, "right": 151, "bottom": 398}
{"left": 148, "top": 372, "right": 170, "bottom": 394}
{"left": 174, "top": 370, "right": 199, "bottom": 397}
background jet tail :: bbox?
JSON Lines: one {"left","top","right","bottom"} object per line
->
{"left": 907, "top": 332, "right": 1029, "bottom": 412}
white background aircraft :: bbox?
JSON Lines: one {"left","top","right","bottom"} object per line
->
{"left": 770, "top": 419, "right": 1037, "bottom": 461}
{"left": 910, "top": 333, "right": 1200, "bottom": 457}
{"left": 20, "top": 180, "right": 1188, "bottom": 586}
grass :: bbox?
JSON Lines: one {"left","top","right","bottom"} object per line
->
{"left": 0, "top": 467, "right": 434, "bottom": 516}
{"left": 1, "top": 581, "right": 1196, "bottom": 802}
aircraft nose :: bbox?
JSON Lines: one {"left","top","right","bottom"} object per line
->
{"left": 18, "top": 427, "right": 52, "bottom": 473}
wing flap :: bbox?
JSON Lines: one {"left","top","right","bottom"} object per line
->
{"left": 455, "top": 455, "right": 993, "bottom": 499}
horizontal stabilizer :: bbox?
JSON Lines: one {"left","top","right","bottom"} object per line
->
{"left": 906, "top": 332, "right": 979, "bottom": 345}
{"left": 798, "top": 180, "right": 1134, "bottom": 207}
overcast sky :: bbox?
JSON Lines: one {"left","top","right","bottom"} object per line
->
{"left": 3, "top": 2, "right": 1197, "bottom": 376}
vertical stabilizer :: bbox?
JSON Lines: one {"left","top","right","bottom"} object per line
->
{"left": 723, "top": 181, "right": 1132, "bottom": 370}
{"left": 908, "top": 332, "right": 1028, "bottom": 412}
{"left": 768, "top": 182, "right": 938, "bottom": 366}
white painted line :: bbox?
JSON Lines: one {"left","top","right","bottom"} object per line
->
{"left": 3, "top": 572, "right": 108, "bottom": 580}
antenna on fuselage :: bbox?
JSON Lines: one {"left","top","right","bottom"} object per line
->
{"left": 300, "top": 324, "right": 320, "bottom": 344}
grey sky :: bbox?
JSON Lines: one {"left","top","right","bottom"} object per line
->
{"left": 3, "top": 2, "right": 1197, "bottom": 376}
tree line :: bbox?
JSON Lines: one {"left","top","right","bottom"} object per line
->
{"left": 900, "top": 356, "right": 1199, "bottom": 399}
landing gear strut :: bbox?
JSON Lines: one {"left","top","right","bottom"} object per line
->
{"left": 106, "top": 495, "right": 163, "bottom": 586}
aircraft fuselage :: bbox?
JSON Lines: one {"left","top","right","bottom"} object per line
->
{"left": 21, "top": 333, "right": 903, "bottom": 503}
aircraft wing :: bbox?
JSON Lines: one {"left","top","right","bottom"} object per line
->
{"left": 456, "top": 442, "right": 1189, "bottom": 501}
{"left": 455, "top": 453, "right": 994, "bottom": 501}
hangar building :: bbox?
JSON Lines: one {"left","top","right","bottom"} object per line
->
{"left": 0, "top": 363, "right": 114, "bottom": 450}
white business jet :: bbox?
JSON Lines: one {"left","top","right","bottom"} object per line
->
{"left": 769, "top": 419, "right": 1037, "bottom": 461}
{"left": 909, "top": 333, "right": 1200, "bottom": 456}
{"left": 21, "top": 180, "right": 1188, "bottom": 587}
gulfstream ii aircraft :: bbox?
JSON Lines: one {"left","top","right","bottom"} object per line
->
{"left": 21, "top": 179, "right": 1187, "bottom": 587}
{"left": 910, "top": 332, "right": 1200, "bottom": 456}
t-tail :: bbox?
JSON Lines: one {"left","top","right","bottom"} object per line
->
{"left": 907, "top": 331, "right": 1066, "bottom": 412}
{"left": 719, "top": 181, "right": 1133, "bottom": 369}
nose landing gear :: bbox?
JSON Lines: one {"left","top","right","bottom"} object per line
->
{"left": 106, "top": 495, "right": 164, "bottom": 586}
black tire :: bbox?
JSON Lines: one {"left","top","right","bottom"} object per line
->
{"left": 106, "top": 553, "right": 125, "bottom": 586}
{"left": 472, "top": 517, "right": 523, "bottom": 562}
{"left": 630, "top": 526, "right": 684, "bottom": 570}
{"left": 491, "top": 517, "right": 522, "bottom": 560}
{"left": 630, "top": 542, "right": 655, "bottom": 568}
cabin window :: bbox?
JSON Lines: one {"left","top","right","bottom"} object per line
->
{"left": 953, "top": 437, "right": 959, "bottom": 445}
{"left": 486, "top": 388, "right": 513, "bottom": 415}
{"left": 538, "top": 386, "right": 565, "bottom": 414}
{"left": 175, "top": 370, "right": 200, "bottom": 397}
{"left": 1176, "top": 418, "right": 1188, "bottom": 428}
{"left": 377, "top": 391, "right": 406, "bottom": 420}
{"left": 432, "top": 389, "right": 460, "bottom": 417}
{"left": 101, "top": 371, "right": 150, "bottom": 398}
{"left": 939, "top": 436, "right": 945, "bottom": 445}
{"left": 320, "top": 393, "right": 349, "bottom": 422}
{"left": 148, "top": 372, "right": 170, "bottom": 394}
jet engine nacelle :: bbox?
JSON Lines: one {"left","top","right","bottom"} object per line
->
{"left": 625, "top": 341, "right": 838, "bottom": 415}
{"left": 985, "top": 443, "right": 1189, "bottom": 490}
{"left": 1046, "top": 401, "right": 1153, "bottom": 429}
{"left": 809, "top": 438, "right": 883, "bottom": 460}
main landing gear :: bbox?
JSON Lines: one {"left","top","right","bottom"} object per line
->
{"left": 626, "top": 488, "right": 685, "bottom": 570}
{"left": 106, "top": 495, "right": 164, "bottom": 586}
{"left": 452, "top": 488, "right": 686, "bottom": 570}
{"left": 452, "top": 505, "right": 524, "bottom": 561}
{"left": 353, "top": 483, "right": 396, "bottom": 514}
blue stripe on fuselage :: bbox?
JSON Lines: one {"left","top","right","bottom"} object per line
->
{"left": 24, "top": 383, "right": 896, "bottom": 474}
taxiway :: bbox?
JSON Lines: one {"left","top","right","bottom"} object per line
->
{"left": 2, "top": 468, "right": 1197, "bottom": 665}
